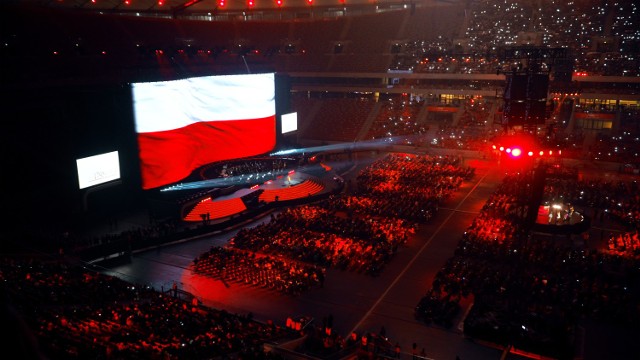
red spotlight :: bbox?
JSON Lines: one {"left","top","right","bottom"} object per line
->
{"left": 492, "top": 145, "right": 497, "bottom": 150}
{"left": 276, "top": 0, "right": 282, "bottom": 6}
{"left": 539, "top": 151, "right": 544, "bottom": 156}
{"left": 506, "top": 148, "right": 512, "bottom": 153}
{"left": 248, "top": 0, "right": 254, "bottom": 7}
{"left": 528, "top": 151, "right": 534, "bottom": 157}
{"left": 158, "top": 0, "right": 163, "bottom": 5}
{"left": 219, "top": 0, "right": 225, "bottom": 6}
{"left": 511, "top": 148, "right": 522, "bottom": 157}
{"left": 307, "top": 0, "right": 313, "bottom": 4}
{"left": 124, "top": 0, "right": 130, "bottom": 4}
{"left": 549, "top": 150, "right": 553, "bottom": 155}
{"left": 499, "top": 146, "right": 504, "bottom": 152}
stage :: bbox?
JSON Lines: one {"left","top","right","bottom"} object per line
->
{"left": 182, "top": 166, "right": 341, "bottom": 222}
{"left": 533, "top": 203, "right": 590, "bottom": 235}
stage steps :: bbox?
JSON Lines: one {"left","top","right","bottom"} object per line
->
{"left": 183, "top": 197, "right": 247, "bottom": 222}
{"left": 259, "top": 179, "right": 325, "bottom": 203}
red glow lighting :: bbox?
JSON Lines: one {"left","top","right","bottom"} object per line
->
{"left": 219, "top": 0, "right": 225, "bottom": 6}
{"left": 276, "top": 0, "right": 282, "bottom": 6}
{"left": 528, "top": 151, "right": 534, "bottom": 157}
{"left": 158, "top": 0, "right": 163, "bottom": 5}
{"left": 499, "top": 146, "right": 504, "bottom": 151}
{"left": 124, "top": 0, "right": 130, "bottom": 4}
{"left": 307, "top": 0, "right": 313, "bottom": 4}
{"left": 288, "top": 170, "right": 295, "bottom": 175}
{"left": 511, "top": 148, "right": 522, "bottom": 157}
{"left": 506, "top": 148, "right": 511, "bottom": 153}
{"left": 539, "top": 151, "right": 544, "bottom": 156}
{"left": 250, "top": 184, "right": 259, "bottom": 190}
{"left": 248, "top": 0, "right": 254, "bottom": 7}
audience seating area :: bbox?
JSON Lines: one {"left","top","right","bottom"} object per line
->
{"left": 192, "top": 247, "right": 324, "bottom": 295}
{"left": 364, "top": 96, "right": 427, "bottom": 143}
{"left": 415, "top": 168, "right": 640, "bottom": 359}
{"left": 183, "top": 154, "right": 475, "bottom": 304}
{"left": 1, "top": 258, "right": 292, "bottom": 360}
{"left": 186, "top": 153, "right": 472, "bottom": 303}
{"left": 214, "top": 153, "right": 473, "bottom": 281}
{"left": 607, "top": 231, "right": 640, "bottom": 258}
{"left": 301, "top": 98, "right": 375, "bottom": 142}
{"left": 589, "top": 131, "right": 640, "bottom": 165}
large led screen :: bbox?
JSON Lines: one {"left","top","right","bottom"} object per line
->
{"left": 76, "top": 151, "right": 121, "bottom": 190}
{"left": 281, "top": 112, "right": 298, "bottom": 134}
{"left": 132, "top": 73, "right": 276, "bottom": 189}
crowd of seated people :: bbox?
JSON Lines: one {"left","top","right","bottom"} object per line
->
{"left": 607, "top": 231, "right": 640, "bottom": 259}
{"left": 432, "top": 124, "right": 496, "bottom": 151}
{"left": 192, "top": 246, "right": 324, "bottom": 295}
{"left": 365, "top": 96, "right": 427, "bottom": 144}
{"left": 415, "top": 173, "right": 529, "bottom": 326}
{"left": 459, "top": 98, "right": 494, "bottom": 127}
{"left": 230, "top": 206, "right": 413, "bottom": 277}
{"left": 463, "top": 0, "right": 638, "bottom": 77}
{"left": 429, "top": 98, "right": 498, "bottom": 151}
{"left": 7, "top": 0, "right": 640, "bottom": 88}
{"left": 0, "top": 257, "right": 293, "bottom": 360}
{"left": 61, "top": 218, "right": 183, "bottom": 262}
{"left": 589, "top": 131, "right": 640, "bottom": 165}
{"left": 196, "top": 153, "right": 472, "bottom": 283}
{"left": 293, "top": 314, "right": 409, "bottom": 360}
{"left": 384, "top": 1, "right": 639, "bottom": 77}
{"left": 415, "top": 170, "right": 640, "bottom": 358}
{"left": 354, "top": 154, "right": 475, "bottom": 222}
{"left": 302, "top": 97, "right": 375, "bottom": 142}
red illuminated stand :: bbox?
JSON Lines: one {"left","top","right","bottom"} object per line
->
{"left": 182, "top": 169, "right": 333, "bottom": 222}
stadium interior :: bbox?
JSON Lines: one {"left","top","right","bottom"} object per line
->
{"left": 1, "top": 1, "right": 639, "bottom": 359}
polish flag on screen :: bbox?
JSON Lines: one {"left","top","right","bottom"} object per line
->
{"left": 132, "top": 73, "right": 276, "bottom": 190}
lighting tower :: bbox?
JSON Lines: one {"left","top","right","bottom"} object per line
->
{"left": 497, "top": 46, "right": 571, "bottom": 133}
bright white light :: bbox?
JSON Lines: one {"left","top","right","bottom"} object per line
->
{"left": 76, "top": 151, "right": 121, "bottom": 189}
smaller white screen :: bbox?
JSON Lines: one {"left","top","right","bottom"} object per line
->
{"left": 76, "top": 151, "right": 121, "bottom": 189}
{"left": 281, "top": 112, "right": 298, "bottom": 134}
